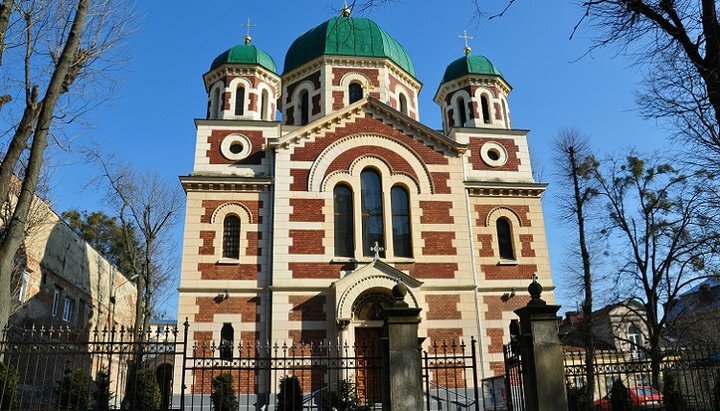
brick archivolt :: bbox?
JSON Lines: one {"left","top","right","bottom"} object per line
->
{"left": 335, "top": 274, "right": 419, "bottom": 321}
{"left": 310, "top": 134, "right": 432, "bottom": 193}
{"left": 210, "top": 202, "right": 254, "bottom": 225}
{"left": 484, "top": 206, "right": 524, "bottom": 228}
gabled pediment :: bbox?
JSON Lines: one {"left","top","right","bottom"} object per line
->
{"left": 332, "top": 260, "right": 423, "bottom": 322}
{"left": 269, "top": 97, "right": 468, "bottom": 156}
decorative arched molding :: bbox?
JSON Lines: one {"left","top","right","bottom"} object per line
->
{"left": 308, "top": 134, "right": 432, "bottom": 194}
{"left": 485, "top": 206, "right": 523, "bottom": 227}
{"left": 292, "top": 81, "right": 316, "bottom": 125}
{"left": 339, "top": 72, "right": 371, "bottom": 88}
{"left": 448, "top": 90, "right": 472, "bottom": 127}
{"left": 208, "top": 81, "right": 224, "bottom": 119}
{"left": 210, "top": 202, "right": 253, "bottom": 225}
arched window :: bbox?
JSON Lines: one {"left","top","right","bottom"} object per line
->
{"left": 235, "top": 86, "right": 245, "bottom": 116}
{"left": 299, "top": 90, "right": 309, "bottom": 125}
{"left": 261, "top": 89, "right": 269, "bottom": 120}
{"left": 211, "top": 88, "right": 221, "bottom": 119}
{"left": 334, "top": 185, "right": 354, "bottom": 257}
{"left": 220, "top": 323, "right": 233, "bottom": 360}
{"left": 456, "top": 97, "right": 467, "bottom": 127}
{"left": 222, "top": 215, "right": 241, "bottom": 259}
{"left": 349, "top": 82, "right": 363, "bottom": 104}
{"left": 501, "top": 100, "right": 509, "bottom": 128}
{"left": 481, "top": 95, "right": 491, "bottom": 124}
{"left": 391, "top": 186, "right": 411, "bottom": 257}
{"left": 399, "top": 93, "right": 408, "bottom": 115}
{"left": 361, "top": 169, "right": 384, "bottom": 257}
{"left": 496, "top": 217, "right": 514, "bottom": 260}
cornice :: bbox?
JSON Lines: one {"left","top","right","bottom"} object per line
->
{"left": 465, "top": 180, "right": 548, "bottom": 197}
{"left": 179, "top": 175, "right": 273, "bottom": 192}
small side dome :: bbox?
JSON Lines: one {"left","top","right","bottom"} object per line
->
{"left": 441, "top": 55, "right": 503, "bottom": 84}
{"left": 284, "top": 16, "right": 415, "bottom": 77}
{"left": 210, "top": 44, "right": 278, "bottom": 73}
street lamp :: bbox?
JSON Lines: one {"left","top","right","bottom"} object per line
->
{"left": 108, "top": 273, "right": 139, "bottom": 328}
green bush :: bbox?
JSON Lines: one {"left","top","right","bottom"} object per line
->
{"left": 276, "top": 375, "right": 303, "bottom": 411}
{"left": 125, "top": 367, "right": 161, "bottom": 410}
{"left": 0, "top": 362, "right": 19, "bottom": 410}
{"left": 211, "top": 372, "right": 238, "bottom": 411}
{"left": 609, "top": 379, "right": 632, "bottom": 411}
{"left": 92, "top": 367, "right": 114, "bottom": 410}
{"left": 57, "top": 368, "right": 91, "bottom": 409}
{"left": 320, "top": 379, "right": 370, "bottom": 411}
{"left": 663, "top": 373, "right": 687, "bottom": 410}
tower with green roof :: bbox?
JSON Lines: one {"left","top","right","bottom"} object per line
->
{"left": 435, "top": 43, "right": 512, "bottom": 133}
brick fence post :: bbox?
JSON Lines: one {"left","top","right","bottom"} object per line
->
{"left": 382, "top": 282, "right": 423, "bottom": 411}
{"left": 514, "top": 278, "right": 568, "bottom": 411}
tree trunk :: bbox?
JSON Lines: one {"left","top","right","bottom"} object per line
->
{"left": 0, "top": 0, "right": 13, "bottom": 66}
{"left": 0, "top": 87, "right": 40, "bottom": 206}
{"left": 0, "top": 0, "right": 89, "bottom": 332}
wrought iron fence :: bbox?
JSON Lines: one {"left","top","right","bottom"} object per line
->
{"left": 503, "top": 342, "right": 525, "bottom": 411}
{"left": 0, "top": 321, "right": 482, "bottom": 410}
{"left": 564, "top": 347, "right": 720, "bottom": 411}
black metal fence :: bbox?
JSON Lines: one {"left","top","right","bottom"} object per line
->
{"left": 503, "top": 342, "right": 525, "bottom": 411}
{"left": 0, "top": 321, "right": 481, "bottom": 410}
{"left": 564, "top": 347, "right": 720, "bottom": 411}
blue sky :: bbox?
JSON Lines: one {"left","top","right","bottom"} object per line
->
{"left": 50, "top": 1, "right": 670, "bottom": 317}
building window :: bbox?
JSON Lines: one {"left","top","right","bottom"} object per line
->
{"left": 220, "top": 323, "right": 233, "bottom": 360}
{"left": 211, "top": 87, "right": 221, "bottom": 119}
{"left": 361, "top": 169, "right": 384, "bottom": 257}
{"left": 222, "top": 215, "right": 241, "bottom": 259}
{"left": 235, "top": 86, "right": 245, "bottom": 116}
{"left": 456, "top": 97, "right": 467, "bottom": 127}
{"left": 334, "top": 184, "right": 354, "bottom": 257}
{"left": 62, "top": 297, "right": 74, "bottom": 322}
{"left": 496, "top": 217, "right": 515, "bottom": 260}
{"left": 52, "top": 288, "right": 61, "bottom": 317}
{"left": 261, "top": 89, "right": 269, "bottom": 120}
{"left": 628, "top": 325, "right": 642, "bottom": 354}
{"left": 391, "top": 186, "right": 412, "bottom": 258}
{"left": 501, "top": 100, "right": 509, "bottom": 128}
{"left": 299, "top": 90, "right": 309, "bottom": 125}
{"left": 399, "top": 93, "right": 408, "bottom": 115}
{"left": 17, "top": 271, "right": 30, "bottom": 302}
{"left": 349, "top": 82, "right": 363, "bottom": 104}
{"left": 481, "top": 95, "right": 491, "bottom": 124}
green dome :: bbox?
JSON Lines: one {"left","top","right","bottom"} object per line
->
{"left": 441, "top": 54, "right": 504, "bottom": 84}
{"left": 210, "top": 43, "right": 278, "bottom": 73}
{"left": 284, "top": 16, "right": 415, "bottom": 77}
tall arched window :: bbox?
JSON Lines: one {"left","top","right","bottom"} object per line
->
{"left": 261, "top": 89, "right": 269, "bottom": 120}
{"left": 501, "top": 100, "right": 509, "bottom": 128}
{"left": 349, "top": 83, "right": 363, "bottom": 104}
{"left": 334, "top": 185, "right": 354, "bottom": 257}
{"left": 481, "top": 95, "right": 491, "bottom": 124}
{"left": 496, "top": 217, "right": 514, "bottom": 260}
{"left": 299, "top": 90, "right": 309, "bottom": 125}
{"left": 361, "top": 169, "right": 384, "bottom": 257}
{"left": 211, "top": 88, "right": 221, "bottom": 119}
{"left": 391, "top": 186, "right": 411, "bottom": 257}
{"left": 222, "top": 215, "right": 241, "bottom": 259}
{"left": 399, "top": 93, "right": 408, "bottom": 115}
{"left": 235, "top": 86, "right": 245, "bottom": 116}
{"left": 456, "top": 97, "right": 467, "bottom": 127}
{"left": 220, "top": 323, "right": 233, "bottom": 360}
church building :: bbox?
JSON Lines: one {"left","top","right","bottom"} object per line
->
{"left": 176, "top": 6, "right": 554, "bottom": 381}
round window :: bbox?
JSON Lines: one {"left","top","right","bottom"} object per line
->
{"left": 220, "top": 135, "right": 252, "bottom": 161}
{"left": 480, "top": 141, "right": 508, "bottom": 167}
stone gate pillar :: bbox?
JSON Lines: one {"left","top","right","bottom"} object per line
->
{"left": 514, "top": 278, "right": 568, "bottom": 411}
{"left": 382, "top": 282, "right": 423, "bottom": 411}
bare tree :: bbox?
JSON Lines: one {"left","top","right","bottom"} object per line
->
{"left": 553, "top": 128, "right": 599, "bottom": 410}
{"left": 87, "top": 150, "right": 183, "bottom": 339}
{"left": 592, "top": 154, "right": 720, "bottom": 388}
{"left": 0, "top": 0, "right": 135, "bottom": 331}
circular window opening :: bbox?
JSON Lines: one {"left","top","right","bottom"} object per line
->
{"left": 220, "top": 135, "right": 252, "bottom": 161}
{"left": 229, "top": 142, "right": 244, "bottom": 154}
{"left": 479, "top": 141, "right": 509, "bottom": 167}
{"left": 487, "top": 149, "right": 500, "bottom": 161}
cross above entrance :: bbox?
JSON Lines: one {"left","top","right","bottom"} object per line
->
{"left": 371, "top": 241, "right": 384, "bottom": 261}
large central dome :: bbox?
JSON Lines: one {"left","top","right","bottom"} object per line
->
{"left": 284, "top": 16, "right": 415, "bottom": 77}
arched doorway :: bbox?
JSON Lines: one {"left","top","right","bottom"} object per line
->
{"left": 350, "top": 289, "right": 393, "bottom": 404}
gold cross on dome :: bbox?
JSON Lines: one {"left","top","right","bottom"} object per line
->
{"left": 241, "top": 17, "right": 257, "bottom": 44}
{"left": 371, "top": 241, "right": 384, "bottom": 261}
{"left": 459, "top": 30, "right": 473, "bottom": 55}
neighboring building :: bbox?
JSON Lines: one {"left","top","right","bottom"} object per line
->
{"left": 9, "top": 197, "right": 137, "bottom": 332}
{"left": 176, "top": 6, "right": 555, "bottom": 392}
{"left": 666, "top": 279, "right": 720, "bottom": 345}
